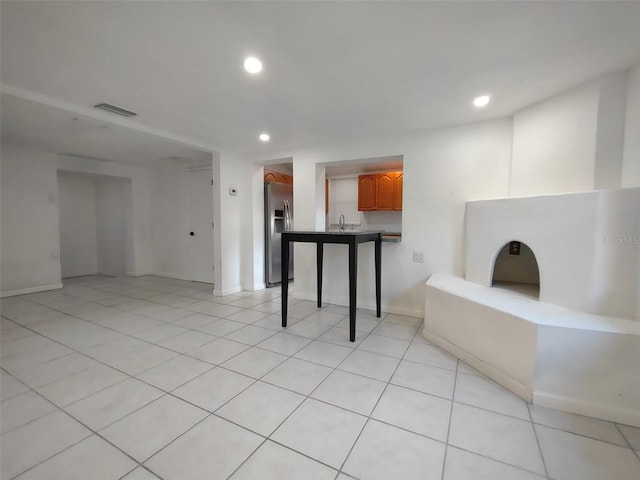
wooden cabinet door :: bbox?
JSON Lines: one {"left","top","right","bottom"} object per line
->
{"left": 358, "top": 174, "right": 376, "bottom": 211}
{"left": 325, "top": 179, "right": 329, "bottom": 215}
{"left": 375, "top": 173, "right": 394, "bottom": 210}
{"left": 393, "top": 172, "right": 403, "bottom": 210}
{"left": 264, "top": 169, "right": 278, "bottom": 183}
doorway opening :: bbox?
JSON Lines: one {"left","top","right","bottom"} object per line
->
{"left": 57, "top": 171, "right": 133, "bottom": 279}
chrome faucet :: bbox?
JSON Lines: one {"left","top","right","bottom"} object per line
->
{"left": 339, "top": 214, "right": 345, "bottom": 232}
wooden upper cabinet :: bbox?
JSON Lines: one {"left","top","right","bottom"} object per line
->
{"left": 375, "top": 173, "right": 395, "bottom": 210}
{"left": 325, "top": 179, "right": 329, "bottom": 215}
{"left": 264, "top": 169, "right": 293, "bottom": 185}
{"left": 358, "top": 171, "right": 403, "bottom": 211}
{"left": 393, "top": 172, "right": 403, "bottom": 211}
{"left": 264, "top": 169, "right": 278, "bottom": 183}
{"left": 276, "top": 172, "right": 289, "bottom": 184}
{"left": 358, "top": 174, "right": 376, "bottom": 211}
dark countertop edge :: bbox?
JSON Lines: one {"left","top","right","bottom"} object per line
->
{"left": 284, "top": 230, "right": 385, "bottom": 235}
{"left": 381, "top": 234, "right": 402, "bottom": 243}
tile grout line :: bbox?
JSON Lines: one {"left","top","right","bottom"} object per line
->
{"left": 1, "top": 316, "right": 557, "bottom": 480}
{"left": 439, "top": 357, "right": 460, "bottom": 480}
{"left": 4, "top": 277, "right": 639, "bottom": 479}
{"left": 334, "top": 323, "right": 416, "bottom": 476}
{"left": 223, "top": 308, "right": 391, "bottom": 479}
{"left": 124, "top": 300, "right": 363, "bottom": 477}
{"left": 142, "top": 309, "right": 364, "bottom": 478}
{"left": 614, "top": 423, "right": 640, "bottom": 462}
{"left": 527, "top": 403, "right": 552, "bottom": 479}
{"left": 220, "top": 307, "right": 395, "bottom": 478}
{"left": 6, "top": 295, "right": 638, "bottom": 454}
{"left": 4, "top": 384, "right": 152, "bottom": 480}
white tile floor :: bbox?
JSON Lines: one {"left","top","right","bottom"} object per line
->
{"left": 1, "top": 275, "right": 639, "bottom": 480}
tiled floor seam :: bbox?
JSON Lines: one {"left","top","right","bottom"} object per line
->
{"left": 3, "top": 327, "right": 222, "bottom": 432}
{"left": 439, "top": 358, "right": 460, "bottom": 480}
{"left": 5, "top": 277, "right": 638, "bottom": 480}
{"left": 5, "top": 430, "right": 94, "bottom": 480}
{"left": 530, "top": 419, "right": 640, "bottom": 452}
{"left": 217, "top": 308, "right": 389, "bottom": 477}
{"left": 334, "top": 327, "right": 415, "bottom": 476}
{"left": 3, "top": 385, "right": 145, "bottom": 480}
{"left": 527, "top": 403, "right": 552, "bottom": 479}
{"left": 615, "top": 422, "right": 640, "bottom": 462}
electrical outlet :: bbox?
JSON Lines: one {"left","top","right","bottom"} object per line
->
{"left": 413, "top": 251, "right": 424, "bottom": 263}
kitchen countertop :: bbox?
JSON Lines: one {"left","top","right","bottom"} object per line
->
{"left": 286, "top": 230, "right": 401, "bottom": 241}
{"left": 381, "top": 233, "right": 402, "bottom": 242}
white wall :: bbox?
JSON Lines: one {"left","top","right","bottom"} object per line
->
{"left": 249, "top": 120, "right": 513, "bottom": 316}
{"left": 622, "top": 64, "right": 640, "bottom": 188}
{"left": 215, "top": 151, "right": 252, "bottom": 295}
{"left": 1, "top": 147, "right": 62, "bottom": 294}
{"left": 56, "top": 154, "right": 153, "bottom": 276}
{"left": 510, "top": 80, "right": 600, "bottom": 196}
{"left": 57, "top": 172, "right": 98, "bottom": 278}
{"left": 510, "top": 71, "right": 631, "bottom": 196}
{"left": 594, "top": 72, "right": 627, "bottom": 189}
{"left": 242, "top": 68, "right": 637, "bottom": 316}
{"left": 151, "top": 160, "right": 192, "bottom": 280}
{"left": 0, "top": 145, "right": 152, "bottom": 296}
{"left": 57, "top": 172, "right": 132, "bottom": 279}
{"left": 96, "top": 177, "right": 132, "bottom": 277}
{"left": 246, "top": 161, "right": 267, "bottom": 291}
{"left": 328, "top": 177, "right": 359, "bottom": 225}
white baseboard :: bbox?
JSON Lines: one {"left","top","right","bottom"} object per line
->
{"left": 213, "top": 286, "right": 242, "bottom": 297}
{"left": 242, "top": 282, "right": 266, "bottom": 292}
{"left": 126, "top": 271, "right": 149, "bottom": 277}
{"left": 533, "top": 390, "right": 640, "bottom": 428}
{"left": 292, "top": 291, "right": 422, "bottom": 318}
{"left": 152, "top": 271, "right": 192, "bottom": 282}
{"left": 1, "top": 283, "right": 63, "bottom": 298}
{"left": 422, "top": 328, "right": 533, "bottom": 402}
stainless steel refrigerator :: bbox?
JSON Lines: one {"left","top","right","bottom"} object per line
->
{"left": 265, "top": 182, "right": 294, "bottom": 286}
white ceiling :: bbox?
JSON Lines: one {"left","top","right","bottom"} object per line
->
{"left": 0, "top": 93, "right": 212, "bottom": 165}
{"left": 1, "top": 1, "right": 639, "bottom": 162}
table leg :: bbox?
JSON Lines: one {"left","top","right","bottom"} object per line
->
{"left": 316, "top": 242, "right": 323, "bottom": 308}
{"left": 281, "top": 237, "right": 289, "bottom": 328}
{"left": 375, "top": 236, "right": 381, "bottom": 318}
{"left": 348, "top": 239, "right": 358, "bottom": 342}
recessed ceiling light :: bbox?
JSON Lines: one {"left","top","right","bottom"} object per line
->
{"left": 259, "top": 133, "right": 270, "bottom": 142}
{"left": 473, "top": 95, "right": 491, "bottom": 108}
{"left": 244, "top": 57, "right": 263, "bottom": 74}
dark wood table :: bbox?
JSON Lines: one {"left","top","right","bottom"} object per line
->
{"left": 281, "top": 230, "right": 382, "bottom": 341}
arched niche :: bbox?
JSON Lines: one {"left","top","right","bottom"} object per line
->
{"left": 491, "top": 241, "right": 540, "bottom": 298}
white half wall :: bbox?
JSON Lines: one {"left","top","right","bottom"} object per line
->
{"left": 57, "top": 172, "right": 98, "bottom": 278}
{"left": 466, "top": 188, "right": 640, "bottom": 319}
{"left": 424, "top": 274, "right": 640, "bottom": 427}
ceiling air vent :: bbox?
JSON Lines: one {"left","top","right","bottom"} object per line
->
{"left": 93, "top": 103, "right": 137, "bottom": 117}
